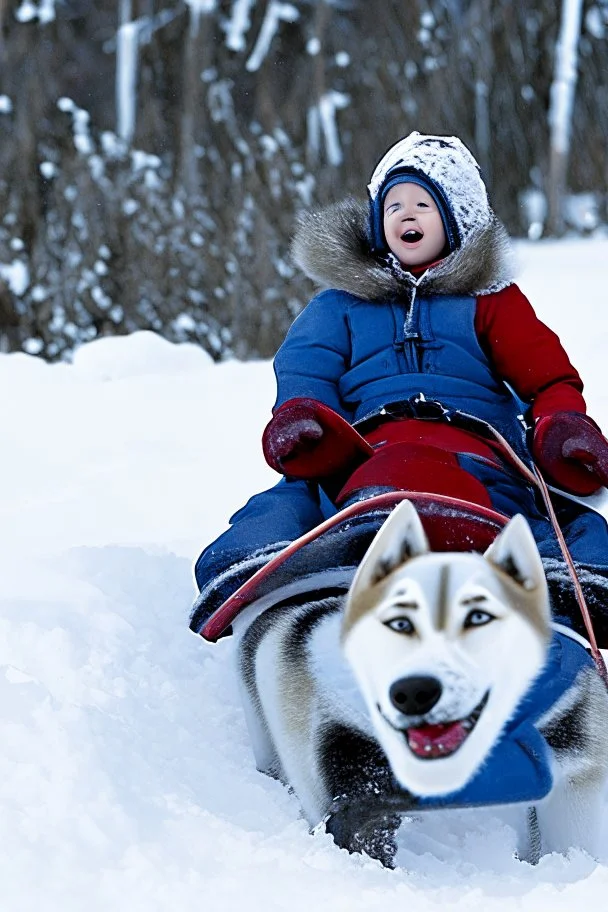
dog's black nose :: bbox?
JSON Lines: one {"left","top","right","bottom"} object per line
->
{"left": 389, "top": 676, "right": 442, "bottom": 715}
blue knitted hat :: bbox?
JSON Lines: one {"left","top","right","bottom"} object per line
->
{"left": 368, "top": 167, "right": 460, "bottom": 256}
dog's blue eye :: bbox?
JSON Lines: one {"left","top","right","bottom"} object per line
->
{"left": 385, "top": 617, "right": 415, "bottom": 635}
{"left": 463, "top": 609, "right": 495, "bottom": 629}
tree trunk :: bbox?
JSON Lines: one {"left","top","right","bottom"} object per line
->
{"left": 546, "top": 0, "right": 584, "bottom": 235}
{"left": 176, "top": 8, "right": 211, "bottom": 196}
{"left": 470, "top": 0, "right": 493, "bottom": 188}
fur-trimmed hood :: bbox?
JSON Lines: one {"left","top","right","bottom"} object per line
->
{"left": 291, "top": 196, "right": 514, "bottom": 303}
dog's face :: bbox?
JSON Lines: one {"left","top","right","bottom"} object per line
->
{"left": 342, "top": 501, "right": 551, "bottom": 797}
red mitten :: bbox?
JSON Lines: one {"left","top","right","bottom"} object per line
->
{"left": 263, "top": 397, "right": 373, "bottom": 479}
{"left": 533, "top": 412, "right": 608, "bottom": 495}
{"left": 262, "top": 401, "right": 324, "bottom": 468}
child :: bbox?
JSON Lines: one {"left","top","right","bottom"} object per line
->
{"left": 191, "top": 132, "right": 608, "bottom": 641}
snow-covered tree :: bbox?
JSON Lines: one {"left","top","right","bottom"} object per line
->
{"left": 1, "top": 0, "right": 608, "bottom": 359}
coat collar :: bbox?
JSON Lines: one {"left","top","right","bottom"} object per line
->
{"left": 291, "top": 197, "right": 514, "bottom": 302}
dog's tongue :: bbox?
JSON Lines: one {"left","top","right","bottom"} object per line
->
{"left": 406, "top": 721, "right": 469, "bottom": 759}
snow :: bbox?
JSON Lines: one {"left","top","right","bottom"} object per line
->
{"left": 0, "top": 258, "right": 29, "bottom": 295}
{"left": 131, "top": 150, "right": 161, "bottom": 172}
{"left": 307, "top": 92, "right": 349, "bottom": 168}
{"left": 3, "top": 240, "right": 608, "bottom": 908}
{"left": 15, "top": 0, "right": 56, "bottom": 24}
{"left": 185, "top": 0, "right": 217, "bottom": 15}
{"left": 58, "top": 98, "right": 95, "bottom": 157}
{"left": 318, "top": 91, "right": 350, "bottom": 167}
{"left": 40, "top": 161, "right": 57, "bottom": 179}
{"left": 586, "top": 5, "right": 606, "bottom": 39}
{"left": 224, "top": 0, "right": 255, "bottom": 52}
{"left": 185, "top": 0, "right": 216, "bottom": 37}
{"left": 246, "top": 1, "right": 299, "bottom": 72}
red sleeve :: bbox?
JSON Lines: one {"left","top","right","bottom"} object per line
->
{"left": 474, "top": 284, "right": 586, "bottom": 421}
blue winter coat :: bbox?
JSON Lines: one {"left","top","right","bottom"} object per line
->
{"left": 273, "top": 287, "right": 528, "bottom": 453}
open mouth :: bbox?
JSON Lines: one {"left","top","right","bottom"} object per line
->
{"left": 379, "top": 691, "right": 490, "bottom": 760}
{"left": 401, "top": 229, "right": 423, "bottom": 243}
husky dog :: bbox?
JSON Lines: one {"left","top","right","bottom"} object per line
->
{"left": 343, "top": 503, "right": 553, "bottom": 798}
{"left": 236, "top": 502, "right": 608, "bottom": 866}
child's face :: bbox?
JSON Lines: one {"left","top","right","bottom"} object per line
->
{"left": 382, "top": 183, "right": 447, "bottom": 267}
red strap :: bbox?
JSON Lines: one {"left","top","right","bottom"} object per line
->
{"left": 475, "top": 419, "right": 608, "bottom": 684}
{"left": 532, "top": 465, "right": 608, "bottom": 686}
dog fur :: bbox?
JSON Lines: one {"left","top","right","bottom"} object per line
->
{"left": 235, "top": 502, "right": 608, "bottom": 866}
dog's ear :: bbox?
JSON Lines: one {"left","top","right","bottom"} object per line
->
{"left": 484, "top": 514, "right": 548, "bottom": 597}
{"left": 350, "top": 500, "right": 430, "bottom": 594}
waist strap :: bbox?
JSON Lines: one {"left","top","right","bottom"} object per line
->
{"left": 354, "top": 394, "right": 531, "bottom": 471}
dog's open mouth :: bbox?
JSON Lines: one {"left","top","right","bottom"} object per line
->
{"left": 401, "top": 229, "right": 423, "bottom": 243}
{"left": 403, "top": 691, "right": 489, "bottom": 760}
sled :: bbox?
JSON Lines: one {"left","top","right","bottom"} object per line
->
{"left": 202, "top": 400, "right": 608, "bottom": 672}
{"left": 200, "top": 490, "right": 508, "bottom": 642}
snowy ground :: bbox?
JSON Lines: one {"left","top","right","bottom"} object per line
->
{"left": 3, "top": 238, "right": 608, "bottom": 911}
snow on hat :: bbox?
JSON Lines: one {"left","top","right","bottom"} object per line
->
{"left": 367, "top": 132, "right": 491, "bottom": 256}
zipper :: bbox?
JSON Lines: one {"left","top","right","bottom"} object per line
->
{"left": 403, "top": 282, "right": 421, "bottom": 371}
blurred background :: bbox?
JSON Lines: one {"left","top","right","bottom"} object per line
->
{"left": 0, "top": 0, "right": 606, "bottom": 362}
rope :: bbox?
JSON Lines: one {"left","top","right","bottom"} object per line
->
{"left": 532, "top": 465, "right": 608, "bottom": 686}
{"left": 469, "top": 418, "right": 608, "bottom": 685}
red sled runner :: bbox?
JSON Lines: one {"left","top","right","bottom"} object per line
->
{"left": 200, "top": 490, "right": 507, "bottom": 642}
